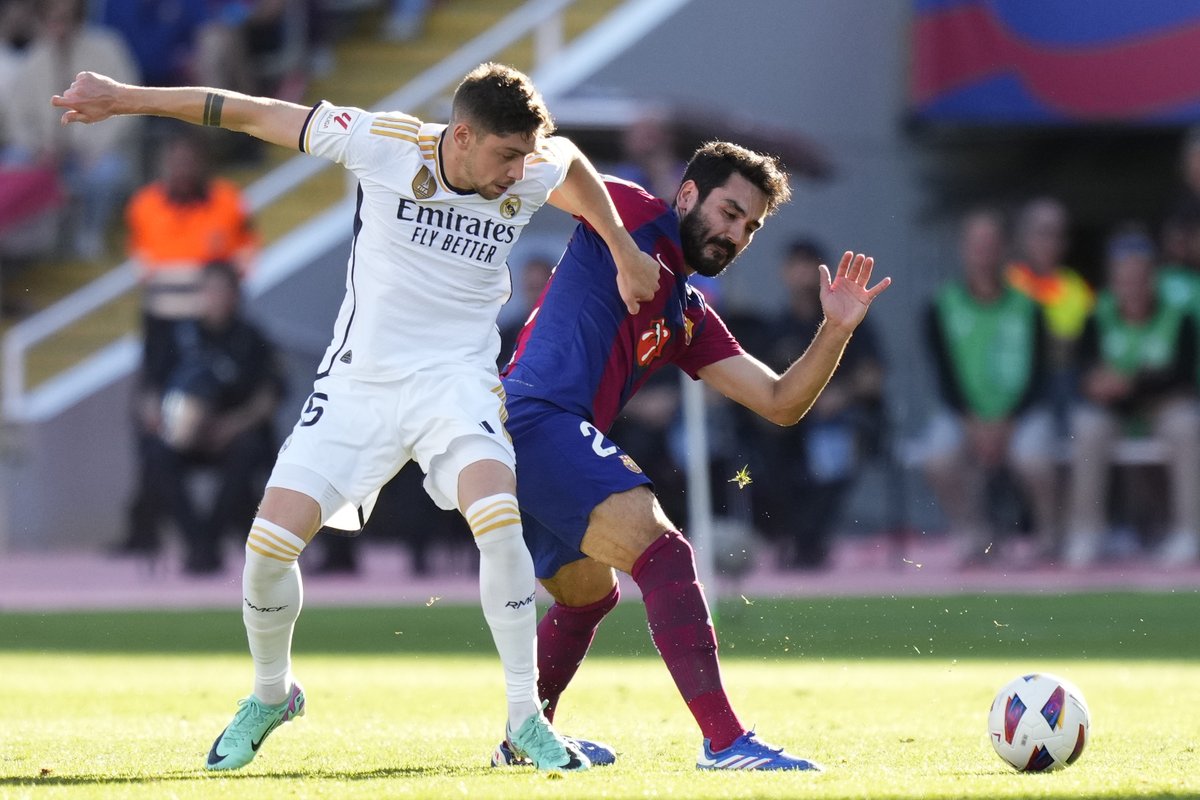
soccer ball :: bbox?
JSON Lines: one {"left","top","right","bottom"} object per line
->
{"left": 987, "top": 673, "right": 1089, "bottom": 772}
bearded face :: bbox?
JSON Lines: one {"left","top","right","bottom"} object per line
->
{"left": 675, "top": 173, "right": 768, "bottom": 278}
{"left": 679, "top": 202, "right": 739, "bottom": 278}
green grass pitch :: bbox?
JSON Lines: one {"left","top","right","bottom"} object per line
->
{"left": 1, "top": 591, "right": 1198, "bottom": 799}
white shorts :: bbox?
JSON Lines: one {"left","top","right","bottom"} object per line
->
{"left": 267, "top": 367, "right": 515, "bottom": 530}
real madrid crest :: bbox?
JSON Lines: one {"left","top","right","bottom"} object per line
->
{"left": 500, "top": 195, "right": 521, "bottom": 219}
{"left": 412, "top": 165, "right": 436, "bottom": 199}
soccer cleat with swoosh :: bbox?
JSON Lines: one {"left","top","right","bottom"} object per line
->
{"left": 504, "top": 701, "right": 591, "bottom": 772}
{"left": 205, "top": 683, "right": 305, "bottom": 771}
{"left": 492, "top": 735, "right": 616, "bottom": 767}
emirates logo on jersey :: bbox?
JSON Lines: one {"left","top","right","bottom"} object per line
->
{"left": 412, "top": 165, "right": 436, "bottom": 199}
{"left": 500, "top": 195, "right": 521, "bottom": 219}
{"left": 636, "top": 318, "right": 672, "bottom": 366}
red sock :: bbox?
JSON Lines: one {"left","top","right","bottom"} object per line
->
{"left": 536, "top": 583, "right": 619, "bottom": 721}
{"left": 632, "top": 530, "right": 744, "bottom": 752}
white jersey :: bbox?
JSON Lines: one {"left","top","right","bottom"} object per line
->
{"left": 300, "top": 102, "right": 572, "bottom": 380}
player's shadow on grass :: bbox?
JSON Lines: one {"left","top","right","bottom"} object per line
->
{"left": 2, "top": 765, "right": 496, "bottom": 785}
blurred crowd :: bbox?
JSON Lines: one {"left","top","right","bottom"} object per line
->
{"left": 0, "top": 0, "right": 435, "bottom": 569}
{"left": 909, "top": 168, "right": 1200, "bottom": 571}
{"left": 0, "top": 0, "right": 432, "bottom": 315}
{"left": 4, "top": 3, "right": 1199, "bottom": 577}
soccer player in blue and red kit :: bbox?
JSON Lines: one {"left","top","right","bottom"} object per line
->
{"left": 496, "top": 141, "right": 891, "bottom": 770}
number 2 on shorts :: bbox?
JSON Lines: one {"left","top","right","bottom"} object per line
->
{"left": 579, "top": 420, "right": 617, "bottom": 457}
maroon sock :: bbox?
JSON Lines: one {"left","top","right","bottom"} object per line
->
{"left": 536, "top": 583, "right": 620, "bottom": 721}
{"left": 632, "top": 530, "right": 744, "bottom": 752}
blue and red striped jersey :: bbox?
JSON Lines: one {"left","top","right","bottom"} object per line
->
{"left": 501, "top": 178, "right": 742, "bottom": 432}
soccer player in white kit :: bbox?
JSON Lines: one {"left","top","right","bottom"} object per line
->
{"left": 53, "top": 63, "right": 660, "bottom": 772}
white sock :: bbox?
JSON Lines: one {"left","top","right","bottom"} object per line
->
{"left": 466, "top": 493, "right": 539, "bottom": 730}
{"left": 242, "top": 518, "right": 306, "bottom": 706}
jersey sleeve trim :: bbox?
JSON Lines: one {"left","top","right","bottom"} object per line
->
{"left": 368, "top": 128, "right": 419, "bottom": 144}
{"left": 418, "top": 134, "right": 438, "bottom": 169}
{"left": 369, "top": 116, "right": 420, "bottom": 144}
{"left": 298, "top": 102, "right": 323, "bottom": 152}
{"left": 376, "top": 112, "right": 420, "bottom": 126}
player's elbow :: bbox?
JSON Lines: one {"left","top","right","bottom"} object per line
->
{"left": 761, "top": 403, "right": 804, "bottom": 427}
{"left": 760, "top": 390, "right": 816, "bottom": 427}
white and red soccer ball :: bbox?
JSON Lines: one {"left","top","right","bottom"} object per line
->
{"left": 988, "top": 673, "right": 1089, "bottom": 772}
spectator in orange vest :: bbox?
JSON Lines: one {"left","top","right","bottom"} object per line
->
{"left": 1006, "top": 197, "right": 1094, "bottom": 432}
{"left": 127, "top": 129, "right": 257, "bottom": 336}
{"left": 118, "top": 129, "right": 257, "bottom": 556}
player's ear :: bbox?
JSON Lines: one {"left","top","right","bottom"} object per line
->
{"left": 450, "top": 121, "right": 474, "bottom": 150}
{"left": 676, "top": 180, "right": 698, "bottom": 214}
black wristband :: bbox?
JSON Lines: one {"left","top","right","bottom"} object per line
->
{"left": 202, "top": 92, "right": 224, "bottom": 127}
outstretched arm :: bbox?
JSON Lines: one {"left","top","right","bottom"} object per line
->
{"left": 547, "top": 140, "right": 659, "bottom": 314}
{"left": 699, "top": 251, "right": 891, "bottom": 425}
{"left": 52, "top": 72, "right": 312, "bottom": 151}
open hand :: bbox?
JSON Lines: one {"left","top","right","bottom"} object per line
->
{"left": 819, "top": 251, "right": 891, "bottom": 334}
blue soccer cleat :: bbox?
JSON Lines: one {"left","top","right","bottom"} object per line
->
{"left": 696, "top": 730, "right": 823, "bottom": 771}
{"left": 205, "top": 683, "right": 305, "bottom": 771}
{"left": 492, "top": 735, "right": 616, "bottom": 767}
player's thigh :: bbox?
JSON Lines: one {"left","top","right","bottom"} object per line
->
{"left": 405, "top": 368, "right": 516, "bottom": 513}
{"left": 506, "top": 396, "right": 652, "bottom": 575}
{"left": 581, "top": 485, "right": 673, "bottom": 573}
{"left": 269, "top": 375, "right": 408, "bottom": 528}
{"left": 539, "top": 556, "right": 618, "bottom": 607}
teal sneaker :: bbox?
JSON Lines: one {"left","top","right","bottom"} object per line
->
{"left": 492, "top": 736, "right": 616, "bottom": 767}
{"left": 205, "top": 683, "right": 305, "bottom": 771}
{"left": 505, "top": 702, "right": 590, "bottom": 772}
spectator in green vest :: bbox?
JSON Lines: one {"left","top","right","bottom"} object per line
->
{"left": 1157, "top": 203, "right": 1200, "bottom": 312}
{"left": 919, "top": 208, "right": 1058, "bottom": 567}
{"left": 1066, "top": 227, "right": 1200, "bottom": 568}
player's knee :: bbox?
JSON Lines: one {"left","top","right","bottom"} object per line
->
{"left": 541, "top": 558, "right": 618, "bottom": 606}
{"left": 632, "top": 528, "right": 697, "bottom": 575}
{"left": 256, "top": 485, "right": 323, "bottom": 541}
{"left": 657, "top": 528, "right": 694, "bottom": 557}
{"left": 598, "top": 578, "right": 620, "bottom": 611}
{"left": 585, "top": 486, "right": 673, "bottom": 568}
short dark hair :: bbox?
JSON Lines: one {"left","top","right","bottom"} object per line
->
{"left": 451, "top": 63, "right": 555, "bottom": 139}
{"left": 679, "top": 141, "right": 791, "bottom": 215}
